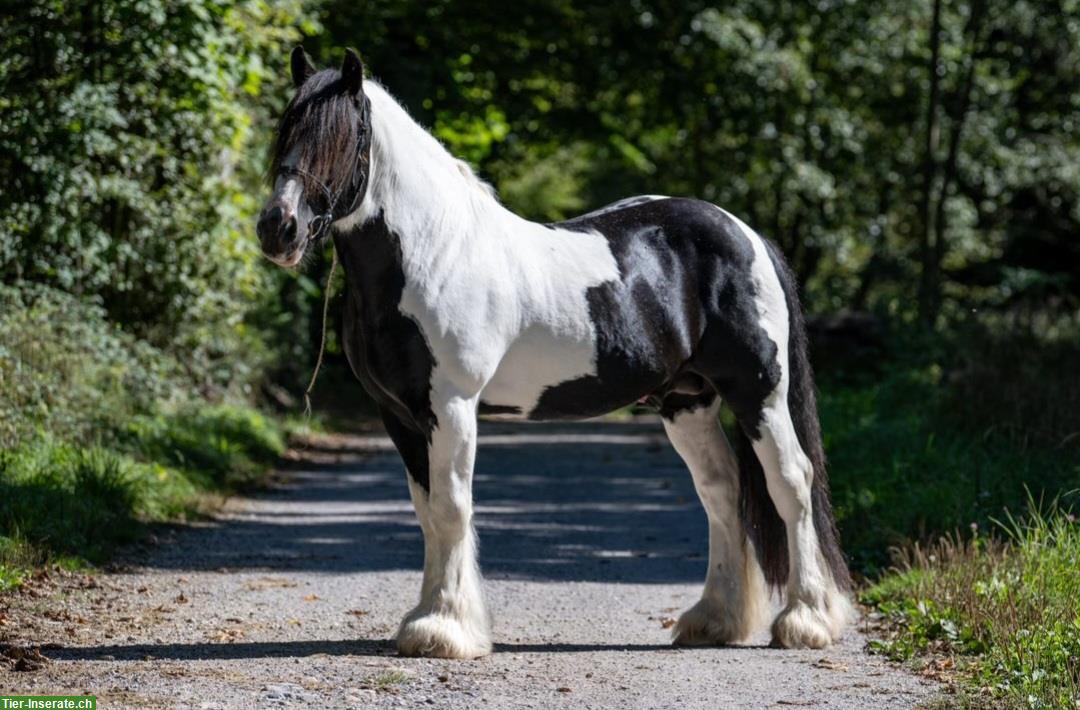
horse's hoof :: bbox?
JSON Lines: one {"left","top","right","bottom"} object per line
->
{"left": 396, "top": 613, "right": 491, "bottom": 659}
{"left": 770, "top": 599, "right": 842, "bottom": 649}
{"left": 671, "top": 597, "right": 747, "bottom": 646}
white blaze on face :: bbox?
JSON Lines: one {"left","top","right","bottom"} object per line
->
{"left": 272, "top": 173, "right": 305, "bottom": 216}
{"left": 268, "top": 146, "right": 310, "bottom": 225}
{"left": 260, "top": 146, "right": 318, "bottom": 267}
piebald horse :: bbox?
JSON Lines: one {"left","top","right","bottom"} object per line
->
{"left": 257, "top": 48, "right": 853, "bottom": 659}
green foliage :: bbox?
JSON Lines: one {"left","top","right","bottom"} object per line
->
{"left": 318, "top": 0, "right": 1080, "bottom": 318}
{"left": 0, "top": 0, "right": 313, "bottom": 390}
{"left": 819, "top": 319, "right": 1080, "bottom": 575}
{"left": 0, "top": 283, "right": 188, "bottom": 449}
{"left": 0, "top": 404, "right": 284, "bottom": 584}
{"left": 128, "top": 404, "right": 285, "bottom": 488}
{"left": 864, "top": 501, "right": 1080, "bottom": 708}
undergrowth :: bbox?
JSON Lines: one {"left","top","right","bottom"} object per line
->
{"left": 819, "top": 321, "right": 1080, "bottom": 576}
{"left": 0, "top": 405, "right": 286, "bottom": 589}
{"left": 0, "top": 284, "right": 288, "bottom": 589}
{"left": 863, "top": 500, "right": 1080, "bottom": 709}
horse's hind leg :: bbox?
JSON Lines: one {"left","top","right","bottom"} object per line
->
{"left": 662, "top": 396, "right": 769, "bottom": 645}
{"left": 747, "top": 398, "right": 852, "bottom": 648}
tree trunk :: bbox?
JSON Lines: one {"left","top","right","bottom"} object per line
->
{"left": 918, "top": 0, "right": 944, "bottom": 325}
{"left": 930, "top": 0, "right": 987, "bottom": 319}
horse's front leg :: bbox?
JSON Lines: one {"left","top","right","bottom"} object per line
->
{"left": 396, "top": 392, "right": 491, "bottom": 659}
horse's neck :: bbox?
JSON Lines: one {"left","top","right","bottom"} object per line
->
{"left": 352, "top": 82, "right": 519, "bottom": 280}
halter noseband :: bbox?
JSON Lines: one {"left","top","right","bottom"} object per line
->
{"left": 276, "top": 94, "right": 372, "bottom": 244}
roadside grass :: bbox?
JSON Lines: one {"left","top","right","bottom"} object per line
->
{"left": 862, "top": 501, "right": 1080, "bottom": 709}
{"left": 818, "top": 323, "right": 1080, "bottom": 577}
{"left": 0, "top": 284, "right": 292, "bottom": 590}
{"left": 0, "top": 404, "right": 286, "bottom": 589}
{"left": 819, "top": 321, "right": 1080, "bottom": 708}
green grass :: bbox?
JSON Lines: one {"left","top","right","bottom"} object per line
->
{"left": 0, "top": 404, "right": 285, "bottom": 586}
{"left": 862, "top": 501, "right": 1080, "bottom": 709}
{"left": 819, "top": 362, "right": 1079, "bottom": 577}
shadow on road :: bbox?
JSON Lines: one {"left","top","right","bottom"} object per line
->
{"left": 48, "top": 638, "right": 773, "bottom": 662}
{"left": 136, "top": 420, "right": 711, "bottom": 585}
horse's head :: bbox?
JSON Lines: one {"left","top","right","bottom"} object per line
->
{"left": 258, "top": 47, "right": 372, "bottom": 267}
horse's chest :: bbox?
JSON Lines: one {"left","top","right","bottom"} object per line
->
{"left": 334, "top": 220, "right": 437, "bottom": 432}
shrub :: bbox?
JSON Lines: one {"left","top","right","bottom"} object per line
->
{"left": 0, "top": 283, "right": 189, "bottom": 449}
{"left": 0, "top": 0, "right": 315, "bottom": 391}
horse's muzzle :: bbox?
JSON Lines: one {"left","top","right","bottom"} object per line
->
{"left": 257, "top": 204, "right": 302, "bottom": 261}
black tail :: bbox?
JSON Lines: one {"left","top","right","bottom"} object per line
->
{"left": 736, "top": 243, "right": 852, "bottom": 592}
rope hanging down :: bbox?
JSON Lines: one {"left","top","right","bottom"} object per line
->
{"left": 303, "top": 248, "right": 338, "bottom": 418}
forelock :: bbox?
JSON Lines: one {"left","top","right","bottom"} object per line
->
{"left": 269, "top": 69, "right": 365, "bottom": 199}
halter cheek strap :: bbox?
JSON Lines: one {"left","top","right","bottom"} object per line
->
{"left": 276, "top": 164, "right": 339, "bottom": 242}
{"left": 276, "top": 94, "right": 373, "bottom": 244}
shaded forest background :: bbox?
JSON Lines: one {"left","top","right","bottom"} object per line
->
{"left": 1, "top": 0, "right": 1078, "bottom": 576}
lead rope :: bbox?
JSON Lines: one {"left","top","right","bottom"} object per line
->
{"left": 303, "top": 247, "right": 338, "bottom": 419}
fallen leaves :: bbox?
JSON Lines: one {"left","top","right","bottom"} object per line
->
{"left": 303, "top": 593, "right": 321, "bottom": 602}
{"left": 1, "top": 645, "right": 49, "bottom": 672}
{"left": 209, "top": 627, "right": 246, "bottom": 643}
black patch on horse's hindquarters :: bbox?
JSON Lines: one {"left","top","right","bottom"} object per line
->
{"left": 334, "top": 212, "right": 437, "bottom": 490}
{"left": 529, "top": 197, "right": 781, "bottom": 432}
{"left": 478, "top": 402, "right": 523, "bottom": 416}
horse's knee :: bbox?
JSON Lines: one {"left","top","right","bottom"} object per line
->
{"left": 426, "top": 498, "right": 471, "bottom": 539}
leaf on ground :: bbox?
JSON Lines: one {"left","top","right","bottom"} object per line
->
{"left": 2, "top": 645, "right": 49, "bottom": 672}
{"left": 210, "top": 627, "right": 245, "bottom": 643}
{"left": 345, "top": 609, "right": 368, "bottom": 617}
{"left": 303, "top": 593, "right": 320, "bottom": 602}
{"left": 659, "top": 617, "right": 676, "bottom": 629}
{"left": 244, "top": 577, "right": 299, "bottom": 591}
{"left": 813, "top": 658, "right": 849, "bottom": 672}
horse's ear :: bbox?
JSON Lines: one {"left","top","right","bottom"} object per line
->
{"left": 291, "top": 46, "right": 316, "bottom": 88}
{"left": 341, "top": 48, "right": 364, "bottom": 97}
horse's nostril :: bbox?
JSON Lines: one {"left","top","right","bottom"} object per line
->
{"left": 257, "top": 206, "right": 284, "bottom": 242}
{"left": 282, "top": 214, "right": 298, "bottom": 245}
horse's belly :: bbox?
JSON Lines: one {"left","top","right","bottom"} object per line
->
{"left": 478, "top": 323, "right": 597, "bottom": 418}
{"left": 479, "top": 322, "right": 662, "bottom": 421}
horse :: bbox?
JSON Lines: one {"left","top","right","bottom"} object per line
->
{"left": 256, "top": 47, "right": 853, "bottom": 660}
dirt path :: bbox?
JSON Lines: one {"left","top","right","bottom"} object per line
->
{"left": 3, "top": 420, "right": 937, "bottom": 708}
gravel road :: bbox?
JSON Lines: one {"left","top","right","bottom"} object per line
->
{"left": 2, "top": 420, "right": 938, "bottom": 708}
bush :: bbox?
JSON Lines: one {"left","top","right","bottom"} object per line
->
{"left": 0, "top": 283, "right": 189, "bottom": 449}
{"left": 0, "top": 0, "right": 315, "bottom": 391}
{"left": 820, "top": 324, "right": 1080, "bottom": 576}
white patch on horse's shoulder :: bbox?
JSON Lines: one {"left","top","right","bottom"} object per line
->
{"left": 481, "top": 223, "right": 619, "bottom": 412}
{"left": 355, "top": 78, "right": 624, "bottom": 408}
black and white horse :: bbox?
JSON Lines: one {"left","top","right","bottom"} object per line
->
{"left": 257, "top": 48, "right": 853, "bottom": 659}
